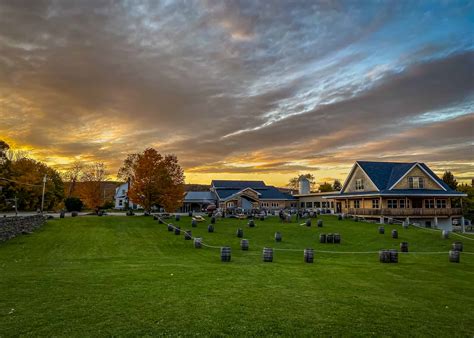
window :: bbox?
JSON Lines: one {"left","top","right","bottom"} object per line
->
{"left": 436, "top": 199, "right": 446, "bottom": 208}
{"left": 388, "top": 199, "right": 398, "bottom": 208}
{"left": 118, "top": 199, "right": 123, "bottom": 206}
{"left": 424, "top": 199, "right": 434, "bottom": 208}
{"left": 300, "top": 202, "right": 304, "bottom": 208}
{"left": 355, "top": 179, "right": 364, "bottom": 190}
{"left": 408, "top": 177, "right": 424, "bottom": 189}
{"left": 306, "top": 202, "right": 313, "bottom": 208}
{"left": 372, "top": 199, "right": 379, "bottom": 209}
{"left": 353, "top": 200, "right": 360, "bottom": 208}
{"left": 315, "top": 202, "right": 321, "bottom": 208}
{"left": 322, "top": 202, "right": 327, "bottom": 208}
{"left": 399, "top": 199, "right": 405, "bottom": 209}
{"left": 331, "top": 202, "right": 334, "bottom": 208}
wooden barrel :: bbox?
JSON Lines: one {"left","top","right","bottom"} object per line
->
{"left": 449, "top": 250, "right": 460, "bottom": 263}
{"left": 389, "top": 249, "right": 398, "bottom": 263}
{"left": 210, "top": 216, "right": 216, "bottom": 224}
{"left": 379, "top": 250, "right": 390, "bottom": 263}
{"left": 248, "top": 219, "right": 255, "bottom": 228}
{"left": 220, "top": 247, "right": 231, "bottom": 262}
{"left": 326, "top": 233, "right": 334, "bottom": 244}
{"left": 338, "top": 214, "right": 342, "bottom": 221}
{"left": 305, "top": 219, "right": 311, "bottom": 227}
{"left": 400, "top": 242, "right": 408, "bottom": 252}
{"left": 319, "top": 234, "right": 326, "bottom": 243}
{"left": 442, "top": 230, "right": 449, "bottom": 239}
{"left": 184, "top": 230, "right": 192, "bottom": 240}
{"left": 304, "top": 248, "right": 314, "bottom": 263}
{"left": 452, "top": 242, "right": 463, "bottom": 252}
{"left": 60, "top": 211, "right": 65, "bottom": 219}
{"left": 191, "top": 219, "right": 197, "bottom": 227}
{"left": 194, "top": 237, "right": 202, "bottom": 248}
{"left": 391, "top": 229, "right": 398, "bottom": 239}
{"left": 175, "top": 214, "right": 180, "bottom": 221}
{"left": 262, "top": 247, "right": 273, "bottom": 262}
{"left": 240, "top": 239, "right": 249, "bottom": 251}
{"left": 188, "top": 211, "right": 193, "bottom": 217}
{"left": 208, "top": 224, "right": 214, "bottom": 233}
{"left": 402, "top": 221, "right": 408, "bottom": 229}
{"left": 174, "top": 226, "right": 181, "bottom": 235}
{"left": 167, "top": 224, "right": 173, "bottom": 232}
{"left": 317, "top": 220, "right": 323, "bottom": 227}
{"left": 334, "top": 233, "right": 341, "bottom": 244}
{"left": 378, "top": 226, "right": 384, "bottom": 234}
{"left": 236, "top": 228, "right": 243, "bottom": 238}
{"left": 275, "top": 232, "right": 282, "bottom": 242}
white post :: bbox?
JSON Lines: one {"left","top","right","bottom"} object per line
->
{"left": 461, "top": 217, "right": 465, "bottom": 233}
{"left": 14, "top": 195, "right": 18, "bottom": 216}
{"left": 41, "top": 175, "right": 47, "bottom": 214}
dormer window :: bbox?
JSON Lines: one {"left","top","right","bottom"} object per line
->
{"left": 355, "top": 179, "right": 364, "bottom": 190}
{"left": 408, "top": 177, "right": 424, "bottom": 189}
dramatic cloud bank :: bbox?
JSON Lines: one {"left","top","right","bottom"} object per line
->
{"left": 1, "top": 0, "right": 473, "bottom": 185}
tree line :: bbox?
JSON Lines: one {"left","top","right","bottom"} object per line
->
{"left": 0, "top": 141, "right": 185, "bottom": 213}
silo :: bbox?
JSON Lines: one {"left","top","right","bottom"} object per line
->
{"left": 299, "top": 176, "right": 311, "bottom": 195}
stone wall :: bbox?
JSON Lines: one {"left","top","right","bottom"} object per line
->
{"left": 0, "top": 215, "right": 46, "bottom": 242}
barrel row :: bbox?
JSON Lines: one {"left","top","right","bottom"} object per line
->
{"left": 319, "top": 233, "right": 341, "bottom": 244}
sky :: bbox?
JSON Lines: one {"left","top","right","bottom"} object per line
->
{"left": 0, "top": 0, "right": 473, "bottom": 187}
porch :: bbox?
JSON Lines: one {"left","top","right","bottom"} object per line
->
{"left": 342, "top": 207, "right": 463, "bottom": 217}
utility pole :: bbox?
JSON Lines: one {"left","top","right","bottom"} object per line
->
{"left": 41, "top": 175, "right": 47, "bottom": 214}
{"left": 13, "top": 195, "right": 17, "bottom": 216}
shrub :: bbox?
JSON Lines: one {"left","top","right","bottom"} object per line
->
{"left": 64, "top": 197, "right": 84, "bottom": 212}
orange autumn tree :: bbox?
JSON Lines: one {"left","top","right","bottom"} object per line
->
{"left": 118, "top": 148, "right": 185, "bottom": 212}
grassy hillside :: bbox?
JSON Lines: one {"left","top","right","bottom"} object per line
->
{"left": 0, "top": 215, "right": 473, "bottom": 336}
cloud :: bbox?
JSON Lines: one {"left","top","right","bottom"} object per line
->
{"left": 0, "top": 0, "right": 472, "bottom": 185}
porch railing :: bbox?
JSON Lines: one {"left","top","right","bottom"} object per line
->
{"left": 343, "top": 208, "right": 463, "bottom": 217}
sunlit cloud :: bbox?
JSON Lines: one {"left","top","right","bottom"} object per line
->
{"left": 0, "top": 1, "right": 473, "bottom": 186}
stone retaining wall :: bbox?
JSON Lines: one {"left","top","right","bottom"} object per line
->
{"left": 0, "top": 215, "right": 46, "bottom": 242}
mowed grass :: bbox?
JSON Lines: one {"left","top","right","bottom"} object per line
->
{"left": 0, "top": 215, "right": 473, "bottom": 336}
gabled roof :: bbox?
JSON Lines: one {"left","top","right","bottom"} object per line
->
{"left": 213, "top": 185, "right": 296, "bottom": 201}
{"left": 211, "top": 180, "right": 267, "bottom": 189}
{"left": 337, "top": 161, "right": 461, "bottom": 197}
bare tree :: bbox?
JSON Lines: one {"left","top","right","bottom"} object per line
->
{"left": 62, "top": 161, "right": 84, "bottom": 198}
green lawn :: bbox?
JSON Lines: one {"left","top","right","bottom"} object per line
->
{"left": 1, "top": 215, "right": 473, "bottom": 336}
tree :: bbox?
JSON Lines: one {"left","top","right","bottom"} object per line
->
{"left": 287, "top": 173, "right": 316, "bottom": 191}
{"left": 318, "top": 182, "right": 333, "bottom": 192}
{"left": 62, "top": 161, "right": 84, "bottom": 198}
{"left": 64, "top": 197, "right": 84, "bottom": 212}
{"left": 442, "top": 171, "right": 458, "bottom": 190}
{"left": 0, "top": 140, "right": 9, "bottom": 163}
{"left": 457, "top": 183, "right": 474, "bottom": 221}
{"left": 333, "top": 179, "right": 342, "bottom": 191}
{"left": 118, "top": 148, "right": 185, "bottom": 212}
{"left": 77, "top": 162, "right": 108, "bottom": 210}
{"left": 5, "top": 158, "right": 64, "bottom": 211}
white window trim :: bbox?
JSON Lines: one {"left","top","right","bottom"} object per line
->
{"left": 388, "top": 163, "right": 447, "bottom": 191}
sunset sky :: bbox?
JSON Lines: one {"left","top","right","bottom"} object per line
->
{"left": 1, "top": 1, "right": 473, "bottom": 187}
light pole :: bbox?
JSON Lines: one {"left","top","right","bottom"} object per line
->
{"left": 41, "top": 175, "right": 47, "bottom": 214}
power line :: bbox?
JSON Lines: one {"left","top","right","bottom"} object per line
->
{"left": 0, "top": 177, "right": 43, "bottom": 187}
